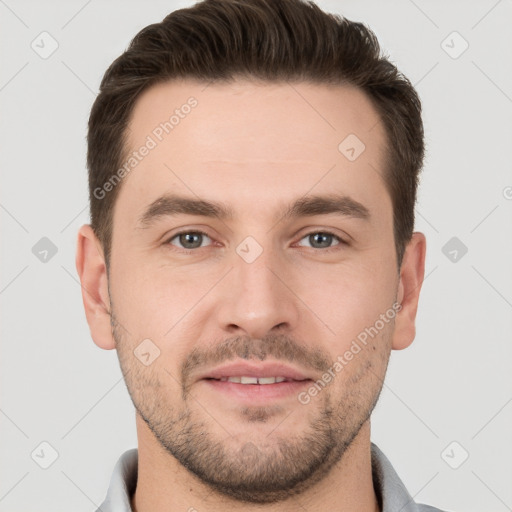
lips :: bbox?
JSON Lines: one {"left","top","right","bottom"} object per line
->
{"left": 197, "top": 360, "right": 313, "bottom": 384}
{"left": 196, "top": 361, "right": 314, "bottom": 403}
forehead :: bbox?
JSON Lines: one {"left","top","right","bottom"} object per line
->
{"left": 115, "top": 78, "right": 390, "bottom": 229}
{"left": 127, "top": 78, "right": 385, "bottom": 158}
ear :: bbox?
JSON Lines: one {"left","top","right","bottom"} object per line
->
{"left": 392, "top": 232, "right": 426, "bottom": 350}
{"left": 75, "top": 224, "right": 115, "bottom": 350}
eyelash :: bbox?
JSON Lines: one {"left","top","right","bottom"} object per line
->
{"left": 164, "top": 230, "right": 348, "bottom": 254}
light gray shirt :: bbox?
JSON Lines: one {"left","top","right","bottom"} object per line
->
{"left": 96, "top": 442, "right": 449, "bottom": 511}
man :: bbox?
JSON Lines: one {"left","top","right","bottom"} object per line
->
{"left": 76, "top": 0, "right": 447, "bottom": 510}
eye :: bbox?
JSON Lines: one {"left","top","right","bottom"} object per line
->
{"left": 167, "top": 230, "right": 213, "bottom": 250}
{"left": 296, "top": 231, "right": 345, "bottom": 250}
{"left": 164, "top": 230, "right": 347, "bottom": 253}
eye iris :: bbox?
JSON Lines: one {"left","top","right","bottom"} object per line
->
{"left": 310, "top": 233, "right": 333, "bottom": 248}
{"left": 180, "top": 232, "right": 203, "bottom": 249}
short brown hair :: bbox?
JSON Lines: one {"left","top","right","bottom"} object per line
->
{"left": 87, "top": 0, "right": 424, "bottom": 269}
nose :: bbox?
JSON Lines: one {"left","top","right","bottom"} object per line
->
{"left": 216, "top": 245, "right": 300, "bottom": 339}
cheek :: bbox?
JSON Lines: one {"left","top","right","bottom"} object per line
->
{"left": 294, "top": 259, "right": 396, "bottom": 338}
{"left": 109, "top": 257, "right": 222, "bottom": 340}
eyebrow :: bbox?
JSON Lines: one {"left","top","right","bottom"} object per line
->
{"left": 137, "top": 192, "right": 370, "bottom": 227}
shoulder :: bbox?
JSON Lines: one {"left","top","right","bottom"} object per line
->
{"left": 371, "top": 442, "right": 451, "bottom": 512}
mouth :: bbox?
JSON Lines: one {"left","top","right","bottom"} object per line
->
{"left": 204, "top": 375, "right": 308, "bottom": 384}
{"left": 197, "top": 361, "right": 314, "bottom": 402}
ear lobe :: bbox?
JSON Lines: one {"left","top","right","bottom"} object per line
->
{"left": 75, "top": 224, "right": 115, "bottom": 350}
{"left": 392, "top": 232, "right": 426, "bottom": 351}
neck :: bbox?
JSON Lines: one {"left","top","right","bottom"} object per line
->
{"left": 131, "top": 415, "right": 380, "bottom": 512}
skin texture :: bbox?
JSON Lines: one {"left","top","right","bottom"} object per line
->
{"left": 76, "top": 79, "right": 426, "bottom": 512}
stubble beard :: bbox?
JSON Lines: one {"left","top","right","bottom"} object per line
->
{"left": 112, "top": 314, "right": 390, "bottom": 504}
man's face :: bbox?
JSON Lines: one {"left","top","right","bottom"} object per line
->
{"left": 107, "top": 79, "right": 401, "bottom": 502}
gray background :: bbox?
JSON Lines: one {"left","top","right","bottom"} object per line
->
{"left": 1, "top": 1, "right": 511, "bottom": 511}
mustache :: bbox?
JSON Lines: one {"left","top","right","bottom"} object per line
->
{"left": 180, "top": 333, "right": 332, "bottom": 385}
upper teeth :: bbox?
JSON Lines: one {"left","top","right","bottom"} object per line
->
{"left": 219, "top": 376, "right": 288, "bottom": 384}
